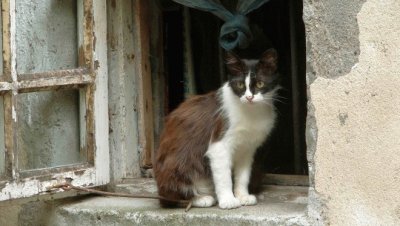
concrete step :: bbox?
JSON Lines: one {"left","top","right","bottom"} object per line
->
{"left": 49, "top": 179, "right": 309, "bottom": 226}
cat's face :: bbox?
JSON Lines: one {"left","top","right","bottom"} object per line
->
{"left": 225, "top": 49, "right": 279, "bottom": 104}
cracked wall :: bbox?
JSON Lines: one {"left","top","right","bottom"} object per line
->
{"left": 305, "top": 0, "right": 400, "bottom": 225}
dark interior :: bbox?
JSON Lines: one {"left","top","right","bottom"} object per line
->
{"left": 161, "top": 0, "right": 307, "bottom": 175}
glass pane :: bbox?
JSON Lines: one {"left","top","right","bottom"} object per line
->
{"left": 17, "top": 90, "right": 85, "bottom": 170}
{"left": 0, "top": 96, "right": 5, "bottom": 177}
{"left": 16, "top": 0, "right": 78, "bottom": 74}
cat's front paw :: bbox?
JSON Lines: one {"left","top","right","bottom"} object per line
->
{"left": 237, "top": 194, "right": 257, "bottom": 206}
{"left": 192, "top": 195, "right": 216, "bottom": 208}
{"left": 218, "top": 197, "right": 241, "bottom": 209}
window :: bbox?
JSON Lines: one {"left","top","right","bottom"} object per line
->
{"left": 0, "top": 0, "right": 109, "bottom": 201}
{"left": 146, "top": 0, "right": 308, "bottom": 180}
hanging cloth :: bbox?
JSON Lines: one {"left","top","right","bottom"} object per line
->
{"left": 172, "top": 0, "right": 270, "bottom": 51}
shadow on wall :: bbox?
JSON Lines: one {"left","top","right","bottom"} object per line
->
{"left": 304, "top": 0, "right": 367, "bottom": 80}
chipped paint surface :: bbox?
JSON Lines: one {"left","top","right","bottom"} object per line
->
{"left": 0, "top": 0, "right": 109, "bottom": 201}
{"left": 306, "top": 0, "right": 400, "bottom": 225}
{"left": 11, "top": 105, "right": 16, "bottom": 122}
{"left": 91, "top": 0, "right": 110, "bottom": 184}
{"left": 0, "top": 167, "right": 96, "bottom": 201}
{"left": 0, "top": 97, "right": 4, "bottom": 177}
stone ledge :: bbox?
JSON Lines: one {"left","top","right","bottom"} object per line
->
{"left": 49, "top": 179, "right": 309, "bottom": 226}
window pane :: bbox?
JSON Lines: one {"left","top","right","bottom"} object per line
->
{"left": 16, "top": 0, "right": 78, "bottom": 74}
{"left": 17, "top": 90, "right": 85, "bottom": 170}
{"left": 0, "top": 96, "right": 5, "bottom": 177}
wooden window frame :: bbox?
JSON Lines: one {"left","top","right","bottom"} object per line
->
{"left": 0, "top": 0, "right": 109, "bottom": 201}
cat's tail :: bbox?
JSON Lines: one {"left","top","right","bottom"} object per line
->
{"left": 158, "top": 188, "right": 192, "bottom": 208}
{"left": 155, "top": 173, "right": 194, "bottom": 208}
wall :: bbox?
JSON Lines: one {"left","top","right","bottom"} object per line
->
{"left": 304, "top": 0, "right": 400, "bottom": 225}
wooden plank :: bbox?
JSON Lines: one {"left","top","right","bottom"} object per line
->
{"left": 2, "top": 0, "right": 15, "bottom": 82}
{"left": 77, "top": 0, "right": 88, "bottom": 169}
{"left": 80, "top": 0, "right": 96, "bottom": 167}
{"left": 0, "top": 167, "right": 98, "bottom": 201}
{"left": 3, "top": 92, "right": 16, "bottom": 180}
{"left": 2, "top": 0, "right": 18, "bottom": 182}
{"left": 0, "top": 82, "right": 12, "bottom": 92}
{"left": 17, "top": 74, "right": 93, "bottom": 93}
{"left": 262, "top": 174, "right": 309, "bottom": 186}
{"left": 17, "top": 68, "right": 90, "bottom": 81}
{"left": 134, "top": 0, "right": 155, "bottom": 168}
{"left": 18, "top": 163, "right": 91, "bottom": 179}
{"left": 149, "top": 0, "right": 165, "bottom": 163}
{"left": 91, "top": 0, "right": 110, "bottom": 184}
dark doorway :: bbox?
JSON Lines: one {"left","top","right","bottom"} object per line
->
{"left": 159, "top": 0, "right": 307, "bottom": 175}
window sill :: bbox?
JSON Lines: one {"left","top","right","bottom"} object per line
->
{"left": 50, "top": 179, "right": 309, "bottom": 225}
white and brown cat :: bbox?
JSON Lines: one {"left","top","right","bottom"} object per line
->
{"left": 153, "top": 48, "right": 279, "bottom": 209}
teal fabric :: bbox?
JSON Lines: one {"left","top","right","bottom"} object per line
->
{"left": 172, "top": 0, "right": 270, "bottom": 50}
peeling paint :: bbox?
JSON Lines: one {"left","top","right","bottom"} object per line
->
{"left": 0, "top": 168, "right": 96, "bottom": 201}
{"left": 0, "top": 0, "right": 109, "bottom": 202}
{"left": 11, "top": 105, "right": 16, "bottom": 122}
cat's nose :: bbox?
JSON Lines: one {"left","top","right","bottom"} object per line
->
{"left": 246, "top": 95, "right": 254, "bottom": 102}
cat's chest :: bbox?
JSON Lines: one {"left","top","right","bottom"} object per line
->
{"left": 226, "top": 108, "right": 275, "bottom": 145}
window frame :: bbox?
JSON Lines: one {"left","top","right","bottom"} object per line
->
{"left": 0, "top": 0, "right": 109, "bottom": 201}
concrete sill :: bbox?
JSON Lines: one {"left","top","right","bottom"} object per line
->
{"left": 50, "top": 179, "right": 309, "bottom": 226}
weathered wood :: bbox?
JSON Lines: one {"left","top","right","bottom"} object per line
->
{"left": 0, "top": 82, "right": 12, "bottom": 92}
{"left": 80, "top": 3, "right": 96, "bottom": 169}
{"left": 263, "top": 174, "right": 309, "bottom": 186}
{"left": 2, "top": 0, "right": 15, "bottom": 82}
{"left": 0, "top": 0, "right": 110, "bottom": 200}
{"left": 2, "top": 0, "right": 18, "bottom": 182}
{"left": 18, "top": 68, "right": 90, "bottom": 81}
{"left": 91, "top": 0, "right": 110, "bottom": 184}
{"left": 134, "top": 0, "right": 155, "bottom": 168}
{"left": 17, "top": 73, "right": 93, "bottom": 92}
{"left": 3, "top": 92, "right": 16, "bottom": 180}
{"left": 149, "top": 0, "right": 165, "bottom": 165}
{"left": 107, "top": 0, "right": 142, "bottom": 179}
{"left": 19, "top": 163, "right": 91, "bottom": 179}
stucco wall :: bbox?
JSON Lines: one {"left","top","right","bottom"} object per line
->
{"left": 305, "top": 0, "right": 400, "bottom": 225}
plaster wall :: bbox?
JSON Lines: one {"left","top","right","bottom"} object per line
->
{"left": 305, "top": 0, "right": 400, "bottom": 225}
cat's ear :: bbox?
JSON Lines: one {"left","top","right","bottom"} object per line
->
{"left": 225, "top": 51, "right": 245, "bottom": 76}
{"left": 259, "top": 48, "right": 278, "bottom": 73}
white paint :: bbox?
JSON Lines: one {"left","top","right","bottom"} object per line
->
{"left": 205, "top": 83, "right": 276, "bottom": 209}
{"left": 107, "top": 0, "right": 141, "bottom": 180}
{"left": 0, "top": 167, "right": 96, "bottom": 201}
{"left": 11, "top": 105, "right": 16, "bottom": 122}
{"left": 92, "top": 0, "right": 110, "bottom": 185}
{"left": 0, "top": 0, "right": 110, "bottom": 201}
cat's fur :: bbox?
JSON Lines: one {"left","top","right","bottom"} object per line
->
{"left": 153, "top": 48, "right": 279, "bottom": 209}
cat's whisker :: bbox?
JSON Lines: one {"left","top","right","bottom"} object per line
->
{"left": 274, "top": 95, "right": 289, "bottom": 100}
{"left": 272, "top": 98, "right": 287, "bottom": 104}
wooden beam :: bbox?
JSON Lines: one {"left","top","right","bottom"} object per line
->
{"left": 17, "top": 68, "right": 92, "bottom": 93}
{"left": 134, "top": 0, "right": 155, "bottom": 168}
{"left": 263, "top": 174, "right": 309, "bottom": 186}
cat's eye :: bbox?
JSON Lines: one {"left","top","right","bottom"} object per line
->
{"left": 256, "top": 81, "right": 265, "bottom": 88}
{"left": 237, "top": 82, "right": 245, "bottom": 89}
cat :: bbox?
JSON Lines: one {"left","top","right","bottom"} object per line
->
{"left": 153, "top": 48, "right": 279, "bottom": 209}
